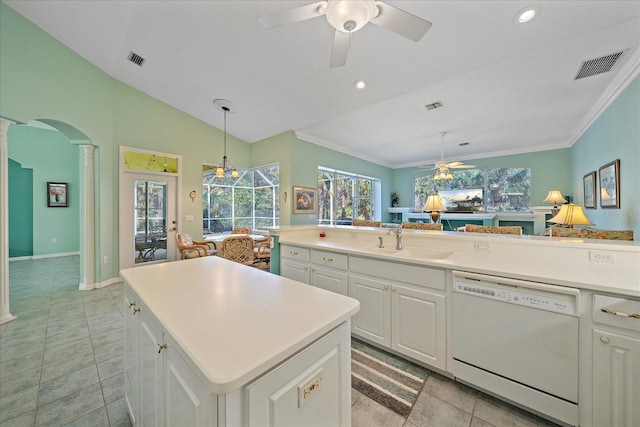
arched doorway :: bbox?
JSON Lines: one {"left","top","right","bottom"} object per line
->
{"left": 0, "top": 117, "right": 96, "bottom": 324}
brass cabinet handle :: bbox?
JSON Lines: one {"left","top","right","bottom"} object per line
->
{"left": 157, "top": 343, "right": 168, "bottom": 354}
{"left": 290, "top": 251, "right": 298, "bottom": 255}
{"left": 322, "top": 257, "right": 333, "bottom": 262}
{"left": 128, "top": 302, "right": 136, "bottom": 309}
{"left": 601, "top": 308, "right": 640, "bottom": 319}
{"left": 132, "top": 308, "right": 140, "bottom": 315}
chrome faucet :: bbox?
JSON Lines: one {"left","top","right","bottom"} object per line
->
{"left": 387, "top": 227, "right": 402, "bottom": 250}
{"left": 378, "top": 236, "right": 384, "bottom": 248}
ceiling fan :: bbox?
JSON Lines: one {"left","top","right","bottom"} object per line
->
{"left": 258, "top": 0, "right": 432, "bottom": 68}
{"left": 421, "top": 132, "right": 476, "bottom": 180}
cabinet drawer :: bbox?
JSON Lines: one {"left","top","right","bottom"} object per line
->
{"left": 350, "top": 256, "right": 445, "bottom": 291}
{"left": 593, "top": 294, "right": 640, "bottom": 332}
{"left": 311, "top": 250, "right": 348, "bottom": 271}
{"left": 281, "top": 245, "right": 310, "bottom": 262}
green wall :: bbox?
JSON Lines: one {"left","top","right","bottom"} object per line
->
{"left": 8, "top": 126, "right": 80, "bottom": 256}
{"left": 8, "top": 158, "right": 33, "bottom": 257}
{"left": 2, "top": 1, "right": 637, "bottom": 284}
{"left": 392, "top": 148, "right": 573, "bottom": 212}
{"left": 571, "top": 75, "right": 640, "bottom": 237}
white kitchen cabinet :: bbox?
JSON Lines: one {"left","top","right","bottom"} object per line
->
{"left": 349, "top": 268, "right": 446, "bottom": 369}
{"left": 125, "top": 296, "right": 212, "bottom": 426}
{"left": 592, "top": 295, "right": 640, "bottom": 427}
{"left": 310, "top": 250, "right": 349, "bottom": 295}
{"left": 280, "top": 245, "right": 311, "bottom": 284}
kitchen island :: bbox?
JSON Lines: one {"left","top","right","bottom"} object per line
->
{"left": 120, "top": 255, "right": 359, "bottom": 426}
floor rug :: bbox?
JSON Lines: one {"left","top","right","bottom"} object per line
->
{"left": 351, "top": 338, "right": 429, "bottom": 417}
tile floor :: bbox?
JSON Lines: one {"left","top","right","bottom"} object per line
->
{"left": 1, "top": 256, "right": 559, "bottom": 427}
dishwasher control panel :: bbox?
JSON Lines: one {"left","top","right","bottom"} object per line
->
{"left": 454, "top": 281, "right": 577, "bottom": 315}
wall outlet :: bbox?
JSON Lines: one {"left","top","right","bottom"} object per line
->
{"left": 51, "top": 238, "right": 56, "bottom": 244}
{"left": 474, "top": 242, "right": 491, "bottom": 252}
{"left": 298, "top": 370, "right": 323, "bottom": 408}
{"left": 103, "top": 256, "right": 108, "bottom": 264}
{"left": 589, "top": 250, "right": 615, "bottom": 263}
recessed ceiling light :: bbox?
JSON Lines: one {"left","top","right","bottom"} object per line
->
{"left": 354, "top": 80, "right": 366, "bottom": 89}
{"left": 514, "top": 6, "right": 540, "bottom": 24}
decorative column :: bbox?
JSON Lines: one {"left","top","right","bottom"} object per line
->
{"left": 0, "top": 118, "right": 17, "bottom": 323}
{"left": 78, "top": 144, "right": 95, "bottom": 290}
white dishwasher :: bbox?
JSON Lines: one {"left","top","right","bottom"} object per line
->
{"left": 452, "top": 271, "right": 580, "bottom": 426}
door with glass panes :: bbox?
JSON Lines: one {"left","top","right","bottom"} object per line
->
{"left": 120, "top": 172, "right": 177, "bottom": 269}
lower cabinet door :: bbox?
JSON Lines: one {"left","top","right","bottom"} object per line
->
{"left": 592, "top": 329, "right": 640, "bottom": 427}
{"left": 124, "top": 292, "right": 138, "bottom": 425}
{"left": 245, "top": 323, "right": 351, "bottom": 427}
{"left": 391, "top": 285, "right": 446, "bottom": 369}
{"left": 163, "top": 343, "right": 211, "bottom": 426}
{"left": 348, "top": 274, "right": 390, "bottom": 347}
{"left": 310, "top": 266, "right": 348, "bottom": 295}
{"left": 281, "top": 258, "right": 310, "bottom": 284}
{"left": 138, "top": 310, "right": 163, "bottom": 426}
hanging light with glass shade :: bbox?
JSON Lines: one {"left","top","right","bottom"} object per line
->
{"left": 213, "top": 99, "right": 239, "bottom": 179}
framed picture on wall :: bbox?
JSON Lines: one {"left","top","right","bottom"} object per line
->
{"left": 599, "top": 159, "right": 620, "bottom": 209}
{"left": 583, "top": 171, "right": 596, "bottom": 209}
{"left": 47, "top": 182, "right": 69, "bottom": 207}
{"left": 292, "top": 186, "right": 316, "bottom": 214}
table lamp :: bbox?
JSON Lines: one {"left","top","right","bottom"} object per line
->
{"left": 548, "top": 203, "right": 595, "bottom": 228}
{"left": 423, "top": 194, "right": 446, "bottom": 223}
{"left": 543, "top": 189, "right": 567, "bottom": 217}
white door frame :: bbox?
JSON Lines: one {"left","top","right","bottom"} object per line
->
{"left": 118, "top": 146, "right": 182, "bottom": 270}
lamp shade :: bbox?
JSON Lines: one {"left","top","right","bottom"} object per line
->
{"left": 549, "top": 203, "right": 595, "bottom": 227}
{"left": 424, "top": 194, "right": 446, "bottom": 211}
{"left": 543, "top": 189, "right": 566, "bottom": 204}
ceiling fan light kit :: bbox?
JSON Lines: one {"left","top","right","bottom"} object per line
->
{"left": 259, "top": 0, "right": 432, "bottom": 68}
{"left": 421, "top": 131, "right": 476, "bottom": 180}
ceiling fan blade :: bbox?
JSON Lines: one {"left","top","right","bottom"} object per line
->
{"left": 329, "top": 30, "right": 349, "bottom": 68}
{"left": 258, "top": 1, "right": 327, "bottom": 29}
{"left": 450, "top": 164, "right": 477, "bottom": 169}
{"left": 447, "top": 161, "right": 464, "bottom": 167}
{"left": 370, "top": 1, "right": 432, "bottom": 42}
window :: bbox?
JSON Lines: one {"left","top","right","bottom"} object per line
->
{"left": 414, "top": 168, "right": 531, "bottom": 212}
{"left": 203, "top": 163, "right": 279, "bottom": 233}
{"left": 318, "top": 167, "right": 378, "bottom": 225}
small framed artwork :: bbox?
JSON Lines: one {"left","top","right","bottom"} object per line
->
{"left": 292, "top": 186, "right": 316, "bottom": 214}
{"left": 583, "top": 171, "right": 596, "bottom": 209}
{"left": 47, "top": 182, "right": 69, "bottom": 207}
{"left": 599, "top": 159, "right": 620, "bottom": 209}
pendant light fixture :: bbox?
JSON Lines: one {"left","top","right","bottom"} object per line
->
{"left": 213, "top": 99, "right": 239, "bottom": 179}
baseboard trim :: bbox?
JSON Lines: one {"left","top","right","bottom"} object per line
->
{"left": 9, "top": 252, "right": 80, "bottom": 261}
{"left": 96, "top": 277, "right": 123, "bottom": 289}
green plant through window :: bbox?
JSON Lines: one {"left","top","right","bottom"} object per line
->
{"left": 414, "top": 168, "right": 531, "bottom": 212}
{"left": 318, "top": 168, "right": 377, "bottom": 225}
{"left": 203, "top": 163, "right": 279, "bottom": 233}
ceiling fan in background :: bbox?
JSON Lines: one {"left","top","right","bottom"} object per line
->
{"left": 421, "top": 132, "right": 476, "bottom": 180}
{"left": 258, "top": 0, "right": 432, "bottom": 68}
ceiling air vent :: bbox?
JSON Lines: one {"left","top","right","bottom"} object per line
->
{"left": 127, "top": 51, "right": 146, "bottom": 67}
{"left": 574, "top": 50, "right": 624, "bottom": 80}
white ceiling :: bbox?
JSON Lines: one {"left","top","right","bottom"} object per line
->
{"left": 6, "top": 1, "right": 640, "bottom": 168}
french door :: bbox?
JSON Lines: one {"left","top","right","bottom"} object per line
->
{"left": 120, "top": 171, "right": 177, "bottom": 270}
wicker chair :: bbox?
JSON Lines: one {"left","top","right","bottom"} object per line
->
{"left": 231, "top": 227, "right": 252, "bottom": 234}
{"left": 220, "top": 235, "right": 255, "bottom": 266}
{"left": 551, "top": 228, "right": 634, "bottom": 240}
{"left": 175, "top": 233, "right": 217, "bottom": 259}
{"left": 253, "top": 240, "right": 271, "bottom": 270}
{"left": 401, "top": 222, "right": 443, "bottom": 231}
{"left": 352, "top": 220, "right": 381, "bottom": 227}
{"left": 462, "top": 224, "right": 523, "bottom": 235}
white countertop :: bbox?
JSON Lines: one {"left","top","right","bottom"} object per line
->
{"left": 120, "top": 256, "right": 360, "bottom": 394}
{"left": 278, "top": 230, "right": 640, "bottom": 297}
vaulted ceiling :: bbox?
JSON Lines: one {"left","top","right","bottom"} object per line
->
{"left": 6, "top": 1, "right": 640, "bottom": 168}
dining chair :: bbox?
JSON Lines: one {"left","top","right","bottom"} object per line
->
{"left": 175, "top": 233, "right": 217, "bottom": 259}
{"left": 462, "top": 224, "right": 523, "bottom": 235}
{"left": 220, "top": 235, "right": 255, "bottom": 266}
{"left": 231, "top": 227, "right": 252, "bottom": 234}
{"left": 253, "top": 240, "right": 271, "bottom": 270}
{"left": 352, "top": 220, "right": 381, "bottom": 227}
